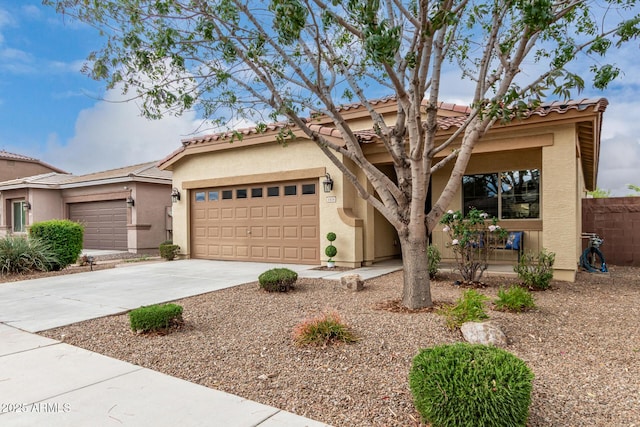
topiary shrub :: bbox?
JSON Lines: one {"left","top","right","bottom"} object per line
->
{"left": 427, "top": 244, "right": 441, "bottom": 279}
{"left": 28, "top": 220, "right": 83, "bottom": 270}
{"left": 159, "top": 240, "right": 180, "bottom": 260}
{"left": 292, "top": 311, "right": 358, "bottom": 347}
{"left": 494, "top": 286, "right": 536, "bottom": 312}
{"left": 129, "top": 303, "right": 184, "bottom": 333}
{"left": 0, "top": 236, "right": 58, "bottom": 274}
{"left": 514, "top": 249, "right": 555, "bottom": 290}
{"left": 258, "top": 268, "right": 298, "bottom": 292}
{"left": 439, "top": 289, "right": 489, "bottom": 330}
{"left": 409, "top": 343, "right": 534, "bottom": 427}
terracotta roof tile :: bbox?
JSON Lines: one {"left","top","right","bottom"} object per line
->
{"left": 171, "top": 98, "right": 607, "bottom": 155}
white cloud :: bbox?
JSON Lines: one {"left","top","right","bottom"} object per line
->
{"left": 597, "top": 101, "right": 640, "bottom": 196}
{"left": 39, "top": 87, "right": 204, "bottom": 175}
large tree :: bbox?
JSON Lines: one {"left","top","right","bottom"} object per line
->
{"left": 48, "top": 0, "right": 638, "bottom": 308}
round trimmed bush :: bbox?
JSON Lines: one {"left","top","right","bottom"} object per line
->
{"left": 258, "top": 268, "right": 298, "bottom": 292}
{"left": 326, "top": 232, "right": 336, "bottom": 242}
{"left": 409, "top": 343, "right": 534, "bottom": 427}
{"left": 325, "top": 244, "right": 337, "bottom": 258}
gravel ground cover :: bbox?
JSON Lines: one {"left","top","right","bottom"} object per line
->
{"left": 40, "top": 265, "right": 640, "bottom": 426}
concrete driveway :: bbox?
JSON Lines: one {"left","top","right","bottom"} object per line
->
{"left": 0, "top": 259, "right": 402, "bottom": 332}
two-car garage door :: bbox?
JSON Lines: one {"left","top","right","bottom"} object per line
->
{"left": 191, "top": 179, "right": 319, "bottom": 264}
{"left": 69, "top": 200, "right": 128, "bottom": 250}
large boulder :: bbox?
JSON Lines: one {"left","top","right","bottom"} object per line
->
{"left": 460, "top": 321, "right": 508, "bottom": 346}
{"left": 341, "top": 274, "right": 364, "bottom": 292}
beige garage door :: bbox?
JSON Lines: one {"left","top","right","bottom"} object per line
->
{"left": 69, "top": 200, "right": 128, "bottom": 250}
{"left": 191, "top": 179, "right": 319, "bottom": 264}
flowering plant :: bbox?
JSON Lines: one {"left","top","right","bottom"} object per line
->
{"left": 440, "top": 208, "right": 508, "bottom": 283}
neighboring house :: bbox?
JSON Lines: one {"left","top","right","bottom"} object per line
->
{"left": 158, "top": 97, "right": 607, "bottom": 282}
{"left": 0, "top": 162, "right": 173, "bottom": 253}
{"left": 0, "top": 150, "right": 67, "bottom": 182}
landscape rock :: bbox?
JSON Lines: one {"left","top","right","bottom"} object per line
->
{"left": 341, "top": 274, "right": 364, "bottom": 291}
{"left": 460, "top": 321, "right": 508, "bottom": 346}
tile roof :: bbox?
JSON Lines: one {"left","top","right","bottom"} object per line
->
{"left": 0, "top": 161, "right": 171, "bottom": 189}
{"left": 167, "top": 97, "right": 606, "bottom": 159}
{"left": 63, "top": 161, "right": 171, "bottom": 184}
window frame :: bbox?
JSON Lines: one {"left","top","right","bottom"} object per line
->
{"left": 462, "top": 169, "right": 540, "bottom": 220}
{"left": 12, "top": 201, "right": 26, "bottom": 233}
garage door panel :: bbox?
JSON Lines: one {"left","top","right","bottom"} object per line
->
{"left": 301, "top": 226, "right": 317, "bottom": 239}
{"left": 191, "top": 179, "right": 319, "bottom": 264}
{"left": 283, "top": 226, "right": 298, "bottom": 238}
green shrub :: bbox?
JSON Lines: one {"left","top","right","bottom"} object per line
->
{"left": 427, "top": 244, "right": 441, "bottom": 279}
{"left": 494, "top": 286, "right": 536, "bottom": 312}
{"left": 258, "top": 268, "right": 298, "bottom": 292}
{"left": 293, "top": 311, "right": 358, "bottom": 347}
{"left": 514, "top": 249, "right": 555, "bottom": 290}
{"left": 159, "top": 240, "right": 180, "bottom": 260}
{"left": 0, "top": 236, "right": 58, "bottom": 274}
{"left": 129, "top": 303, "right": 184, "bottom": 333}
{"left": 409, "top": 343, "right": 534, "bottom": 427}
{"left": 29, "top": 220, "right": 83, "bottom": 270}
{"left": 325, "top": 232, "right": 337, "bottom": 262}
{"left": 440, "top": 289, "right": 489, "bottom": 329}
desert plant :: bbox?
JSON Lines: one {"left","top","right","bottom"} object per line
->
{"left": 325, "top": 232, "right": 337, "bottom": 264}
{"left": 514, "top": 249, "right": 555, "bottom": 290}
{"left": 427, "top": 244, "right": 441, "bottom": 279}
{"left": 440, "top": 209, "right": 508, "bottom": 283}
{"left": 440, "top": 289, "right": 489, "bottom": 329}
{"left": 293, "top": 311, "right": 358, "bottom": 347}
{"left": 129, "top": 303, "right": 184, "bottom": 333}
{"left": 0, "top": 236, "right": 59, "bottom": 274}
{"left": 159, "top": 240, "right": 180, "bottom": 260}
{"left": 258, "top": 268, "right": 298, "bottom": 292}
{"left": 494, "top": 286, "right": 536, "bottom": 312}
{"left": 409, "top": 343, "right": 534, "bottom": 427}
{"left": 28, "top": 219, "right": 83, "bottom": 270}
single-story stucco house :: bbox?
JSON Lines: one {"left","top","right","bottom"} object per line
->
{"left": 0, "top": 161, "right": 173, "bottom": 253}
{"left": 158, "top": 97, "right": 607, "bottom": 282}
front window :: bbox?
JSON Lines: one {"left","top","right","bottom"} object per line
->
{"left": 463, "top": 169, "right": 540, "bottom": 219}
{"left": 12, "top": 201, "right": 26, "bottom": 232}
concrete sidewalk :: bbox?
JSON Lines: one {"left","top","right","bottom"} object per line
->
{"left": 0, "top": 259, "right": 402, "bottom": 426}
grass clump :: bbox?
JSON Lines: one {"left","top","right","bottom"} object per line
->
{"left": 258, "top": 268, "right": 297, "bottom": 292}
{"left": 494, "top": 286, "right": 536, "bottom": 312}
{"left": 440, "top": 289, "right": 489, "bottom": 329}
{"left": 0, "top": 236, "right": 58, "bottom": 275}
{"left": 293, "top": 311, "right": 358, "bottom": 347}
{"left": 409, "top": 343, "right": 534, "bottom": 427}
{"left": 129, "top": 303, "right": 183, "bottom": 333}
{"left": 515, "top": 249, "right": 555, "bottom": 290}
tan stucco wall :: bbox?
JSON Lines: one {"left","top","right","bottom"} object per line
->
{"left": 170, "top": 139, "right": 369, "bottom": 267}
{"left": 542, "top": 125, "right": 580, "bottom": 281}
{"left": 429, "top": 127, "right": 582, "bottom": 281}
{"left": 30, "top": 188, "right": 64, "bottom": 224}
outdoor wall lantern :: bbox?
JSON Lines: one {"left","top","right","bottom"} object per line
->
{"left": 24, "top": 201, "right": 32, "bottom": 210}
{"left": 171, "top": 187, "right": 181, "bottom": 203}
{"left": 323, "top": 173, "right": 334, "bottom": 193}
{"left": 126, "top": 196, "right": 135, "bottom": 207}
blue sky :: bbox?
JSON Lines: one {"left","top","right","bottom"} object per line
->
{"left": 0, "top": 1, "right": 638, "bottom": 196}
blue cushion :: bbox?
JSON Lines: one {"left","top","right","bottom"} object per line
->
{"left": 505, "top": 232, "right": 523, "bottom": 251}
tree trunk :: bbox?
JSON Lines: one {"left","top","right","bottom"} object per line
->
{"left": 400, "top": 231, "right": 433, "bottom": 309}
